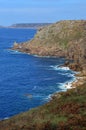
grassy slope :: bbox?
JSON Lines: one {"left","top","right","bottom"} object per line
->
{"left": 27, "top": 20, "right": 85, "bottom": 47}
{"left": 0, "top": 83, "right": 86, "bottom": 130}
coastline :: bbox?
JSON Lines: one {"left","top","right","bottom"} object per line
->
{"left": 59, "top": 69, "right": 86, "bottom": 90}
{"left": 1, "top": 64, "right": 80, "bottom": 121}
{"left": 26, "top": 51, "right": 86, "bottom": 100}
{"left": 10, "top": 48, "right": 86, "bottom": 92}
{"left": 9, "top": 49, "right": 86, "bottom": 94}
{"left": 0, "top": 50, "right": 86, "bottom": 130}
{"left": 51, "top": 70, "right": 86, "bottom": 103}
{"left": 1, "top": 49, "right": 79, "bottom": 119}
{"left": 8, "top": 49, "right": 85, "bottom": 102}
{"left": 0, "top": 61, "right": 85, "bottom": 129}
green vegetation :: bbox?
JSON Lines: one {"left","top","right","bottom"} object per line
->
{"left": 0, "top": 83, "right": 86, "bottom": 130}
{"left": 34, "top": 20, "right": 85, "bottom": 47}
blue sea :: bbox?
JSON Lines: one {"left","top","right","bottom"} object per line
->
{"left": 0, "top": 28, "right": 75, "bottom": 120}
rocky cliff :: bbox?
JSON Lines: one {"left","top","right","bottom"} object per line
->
{"left": 12, "top": 20, "right": 86, "bottom": 70}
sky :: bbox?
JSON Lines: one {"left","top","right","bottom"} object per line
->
{"left": 0, "top": 0, "right": 86, "bottom": 25}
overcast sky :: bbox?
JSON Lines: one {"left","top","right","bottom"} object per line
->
{"left": 0, "top": 0, "right": 86, "bottom": 25}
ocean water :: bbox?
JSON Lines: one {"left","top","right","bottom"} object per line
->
{"left": 0, "top": 28, "right": 75, "bottom": 120}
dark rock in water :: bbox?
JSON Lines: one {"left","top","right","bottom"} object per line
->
{"left": 67, "top": 63, "right": 83, "bottom": 71}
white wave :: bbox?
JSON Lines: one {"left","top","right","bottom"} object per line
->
{"left": 60, "top": 67, "right": 70, "bottom": 70}
{"left": 59, "top": 73, "right": 75, "bottom": 79}
{"left": 57, "top": 83, "right": 67, "bottom": 91}
{"left": 50, "top": 65, "right": 70, "bottom": 71}
{"left": 67, "top": 73, "right": 75, "bottom": 77}
{"left": 33, "top": 54, "right": 51, "bottom": 58}
{"left": 44, "top": 80, "right": 76, "bottom": 102}
{"left": 33, "top": 54, "right": 42, "bottom": 57}
{"left": 44, "top": 94, "right": 52, "bottom": 101}
{"left": 6, "top": 49, "right": 26, "bottom": 55}
{"left": 4, "top": 117, "right": 9, "bottom": 120}
{"left": 11, "top": 51, "right": 22, "bottom": 54}
{"left": 57, "top": 78, "right": 75, "bottom": 91}
{"left": 44, "top": 77, "right": 76, "bottom": 102}
{"left": 64, "top": 82, "right": 72, "bottom": 89}
{"left": 50, "top": 65, "right": 59, "bottom": 70}
{"left": 7, "top": 50, "right": 20, "bottom": 54}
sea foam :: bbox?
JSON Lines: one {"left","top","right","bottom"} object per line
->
{"left": 50, "top": 65, "right": 70, "bottom": 71}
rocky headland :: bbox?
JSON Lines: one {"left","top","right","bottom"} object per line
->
{"left": 12, "top": 20, "right": 86, "bottom": 88}
{"left": 0, "top": 20, "right": 86, "bottom": 130}
{"left": 12, "top": 20, "right": 86, "bottom": 71}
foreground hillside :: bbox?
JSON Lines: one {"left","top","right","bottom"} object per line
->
{"left": 0, "top": 83, "right": 86, "bottom": 130}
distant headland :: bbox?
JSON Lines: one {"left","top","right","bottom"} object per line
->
{"left": 0, "top": 23, "right": 52, "bottom": 29}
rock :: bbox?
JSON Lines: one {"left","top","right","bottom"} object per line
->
{"left": 64, "top": 61, "right": 70, "bottom": 66}
{"left": 51, "top": 93, "right": 62, "bottom": 99}
{"left": 13, "top": 42, "right": 19, "bottom": 49}
{"left": 67, "top": 63, "right": 82, "bottom": 71}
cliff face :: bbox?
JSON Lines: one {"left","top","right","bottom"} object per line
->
{"left": 12, "top": 20, "right": 86, "bottom": 68}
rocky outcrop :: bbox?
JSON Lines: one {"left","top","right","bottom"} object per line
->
{"left": 12, "top": 20, "right": 86, "bottom": 70}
